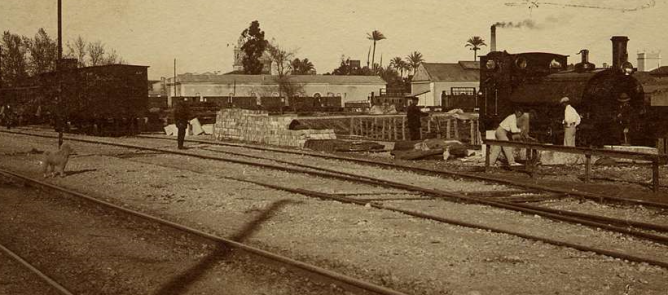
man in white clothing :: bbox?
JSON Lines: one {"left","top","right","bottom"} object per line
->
{"left": 560, "top": 97, "right": 581, "bottom": 146}
{"left": 489, "top": 108, "right": 524, "bottom": 167}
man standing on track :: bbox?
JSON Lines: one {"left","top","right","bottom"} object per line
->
{"left": 560, "top": 97, "right": 580, "bottom": 146}
{"left": 173, "top": 100, "right": 191, "bottom": 150}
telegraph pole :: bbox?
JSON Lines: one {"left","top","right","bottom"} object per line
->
{"left": 57, "top": 0, "right": 63, "bottom": 146}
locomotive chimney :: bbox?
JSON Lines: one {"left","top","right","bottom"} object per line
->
{"left": 580, "top": 49, "right": 589, "bottom": 64}
{"left": 491, "top": 25, "right": 497, "bottom": 52}
{"left": 611, "top": 36, "right": 629, "bottom": 70}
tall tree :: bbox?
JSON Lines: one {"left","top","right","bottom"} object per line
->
{"left": 1, "top": 31, "right": 29, "bottom": 87}
{"left": 239, "top": 20, "right": 268, "bottom": 75}
{"left": 87, "top": 41, "right": 105, "bottom": 66}
{"left": 465, "top": 36, "right": 487, "bottom": 61}
{"left": 389, "top": 56, "right": 408, "bottom": 77}
{"left": 405, "top": 51, "right": 424, "bottom": 76}
{"left": 366, "top": 30, "right": 385, "bottom": 70}
{"left": 266, "top": 40, "right": 293, "bottom": 76}
{"left": 290, "top": 58, "right": 315, "bottom": 75}
{"left": 23, "top": 28, "right": 58, "bottom": 75}
{"left": 66, "top": 36, "right": 87, "bottom": 67}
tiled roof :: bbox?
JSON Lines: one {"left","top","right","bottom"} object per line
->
{"left": 420, "top": 62, "right": 480, "bottom": 82}
{"left": 173, "top": 74, "right": 386, "bottom": 85}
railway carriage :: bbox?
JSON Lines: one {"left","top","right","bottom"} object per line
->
{"left": 0, "top": 63, "right": 149, "bottom": 136}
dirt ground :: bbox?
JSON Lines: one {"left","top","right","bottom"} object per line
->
{"left": 1, "top": 130, "right": 668, "bottom": 295}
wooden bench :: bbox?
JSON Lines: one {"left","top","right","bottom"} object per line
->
{"left": 484, "top": 139, "right": 667, "bottom": 193}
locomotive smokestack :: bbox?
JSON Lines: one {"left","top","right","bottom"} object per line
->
{"left": 611, "top": 36, "right": 629, "bottom": 70}
{"left": 491, "top": 25, "right": 497, "bottom": 52}
{"left": 580, "top": 49, "right": 589, "bottom": 64}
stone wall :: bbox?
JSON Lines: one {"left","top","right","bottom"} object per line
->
{"left": 213, "top": 109, "right": 336, "bottom": 148}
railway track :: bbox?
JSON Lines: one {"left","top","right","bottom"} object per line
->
{"left": 2, "top": 129, "right": 668, "bottom": 270}
{"left": 0, "top": 170, "right": 408, "bottom": 295}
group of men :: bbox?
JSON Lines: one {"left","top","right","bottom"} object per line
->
{"left": 489, "top": 96, "right": 580, "bottom": 167}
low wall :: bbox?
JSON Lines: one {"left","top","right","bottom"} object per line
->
{"left": 213, "top": 109, "right": 336, "bottom": 148}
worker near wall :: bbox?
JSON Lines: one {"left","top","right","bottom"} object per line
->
{"left": 406, "top": 97, "right": 429, "bottom": 140}
{"left": 560, "top": 97, "right": 581, "bottom": 146}
{"left": 489, "top": 107, "right": 524, "bottom": 167}
{"left": 173, "top": 100, "right": 191, "bottom": 150}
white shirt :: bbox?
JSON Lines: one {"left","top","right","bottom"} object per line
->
{"left": 563, "top": 105, "right": 581, "bottom": 126}
{"left": 499, "top": 114, "right": 521, "bottom": 133}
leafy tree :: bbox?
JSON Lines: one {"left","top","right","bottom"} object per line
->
{"left": 104, "top": 49, "right": 125, "bottom": 65}
{"left": 66, "top": 36, "right": 87, "bottom": 67}
{"left": 23, "top": 28, "right": 57, "bottom": 75}
{"left": 465, "top": 36, "right": 486, "bottom": 61}
{"left": 87, "top": 41, "right": 105, "bottom": 66}
{"left": 266, "top": 40, "right": 293, "bottom": 76}
{"left": 367, "top": 30, "right": 386, "bottom": 70}
{"left": 405, "top": 51, "right": 424, "bottom": 76}
{"left": 239, "top": 20, "right": 268, "bottom": 75}
{"left": 1, "top": 31, "right": 29, "bottom": 87}
{"left": 290, "top": 58, "right": 315, "bottom": 75}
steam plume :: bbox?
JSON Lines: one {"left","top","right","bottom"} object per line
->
{"left": 494, "top": 19, "right": 537, "bottom": 29}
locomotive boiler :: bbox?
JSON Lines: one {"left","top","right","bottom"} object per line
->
{"left": 478, "top": 35, "right": 668, "bottom": 147}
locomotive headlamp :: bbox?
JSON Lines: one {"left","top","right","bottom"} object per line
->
{"left": 549, "top": 59, "right": 561, "bottom": 69}
{"left": 485, "top": 60, "right": 497, "bottom": 70}
{"left": 622, "top": 62, "right": 634, "bottom": 75}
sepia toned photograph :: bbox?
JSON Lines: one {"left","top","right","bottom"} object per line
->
{"left": 1, "top": 1, "right": 668, "bottom": 294}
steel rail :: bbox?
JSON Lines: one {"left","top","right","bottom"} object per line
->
{"left": 4, "top": 130, "right": 668, "bottom": 245}
{"left": 137, "top": 134, "right": 668, "bottom": 209}
{"left": 155, "top": 173, "right": 668, "bottom": 269}
{"left": 200, "top": 146, "right": 668, "bottom": 233}
{"left": 0, "top": 243, "right": 74, "bottom": 295}
{"left": 0, "top": 169, "right": 409, "bottom": 295}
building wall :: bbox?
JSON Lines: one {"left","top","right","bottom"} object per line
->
{"left": 411, "top": 82, "right": 431, "bottom": 106}
{"left": 638, "top": 51, "right": 662, "bottom": 72}
{"left": 432, "top": 81, "right": 478, "bottom": 106}
{"left": 171, "top": 82, "right": 383, "bottom": 105}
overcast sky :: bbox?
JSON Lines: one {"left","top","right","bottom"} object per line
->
{"left": 1, "top": 0, "right": 666, "bottom": 79}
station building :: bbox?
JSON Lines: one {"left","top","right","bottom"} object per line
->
{"left": 165, "top": 73, "right": 386, "bottom": 107}
{"left": 409, "top": 61, "right": 480, "bottom": 108}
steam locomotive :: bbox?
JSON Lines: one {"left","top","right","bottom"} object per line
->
{"left": 478, "top": 36, "right": 668, "bottom": 147}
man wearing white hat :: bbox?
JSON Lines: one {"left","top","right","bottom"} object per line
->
{"left": 560, "top": 97, "right": 580, "bottom": 146}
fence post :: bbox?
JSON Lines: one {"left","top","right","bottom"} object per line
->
{"left": 350, "top": 117, "right": 354, "bottom": 136}
{"left": 653, "top": 157, "right": 660, "bottom": 193}
{"left": 453, "top": 119, "right": 459, "bottom": 139}
{"left": 446, "top": 120, "right": 451, "bottom": 139}
{"left": 402, "top": 117, "right": 406, "bottom": 140}
{"left": 485, "top": 142, "right": 491, "bottom": 172}
{"left": 584, "top": 152, "right": 591, "bottom": 183}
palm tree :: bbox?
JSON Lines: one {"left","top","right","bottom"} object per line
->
{"left": 290, "top": 58, "right": 315, "bottom": 75}
{"left": 389, "top": 56, "right": 408, "bottom": 77}
{"left": 465, "top": 36, "right": 487, "bottom": 61}
{"left": 405, "top": 51, "right": 424, "bottom": 76}
{"left": 367, "top": 30, "right": 386, "bottom": 70}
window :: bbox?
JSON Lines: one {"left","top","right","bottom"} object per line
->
{"left": 451, "top": 87, "right": 476, "bottom": 96}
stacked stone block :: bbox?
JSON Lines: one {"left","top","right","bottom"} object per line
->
{"left": 213, "top": 109, "right": 336, "bottom": 148}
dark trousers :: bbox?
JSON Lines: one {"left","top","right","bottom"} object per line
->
{"left": 408, "top": 126, "right": 421, "bottom": 141}
{"left": 176, "top": 123, "right": 187, "bottom": 149}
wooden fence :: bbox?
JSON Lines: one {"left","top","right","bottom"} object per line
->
{"left": 338, "top": 114, "right": 480, "bottom": 144}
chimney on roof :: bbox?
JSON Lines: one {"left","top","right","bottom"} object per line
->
{"left": 491, "top": 25, "right": 497, "bottom": 52}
